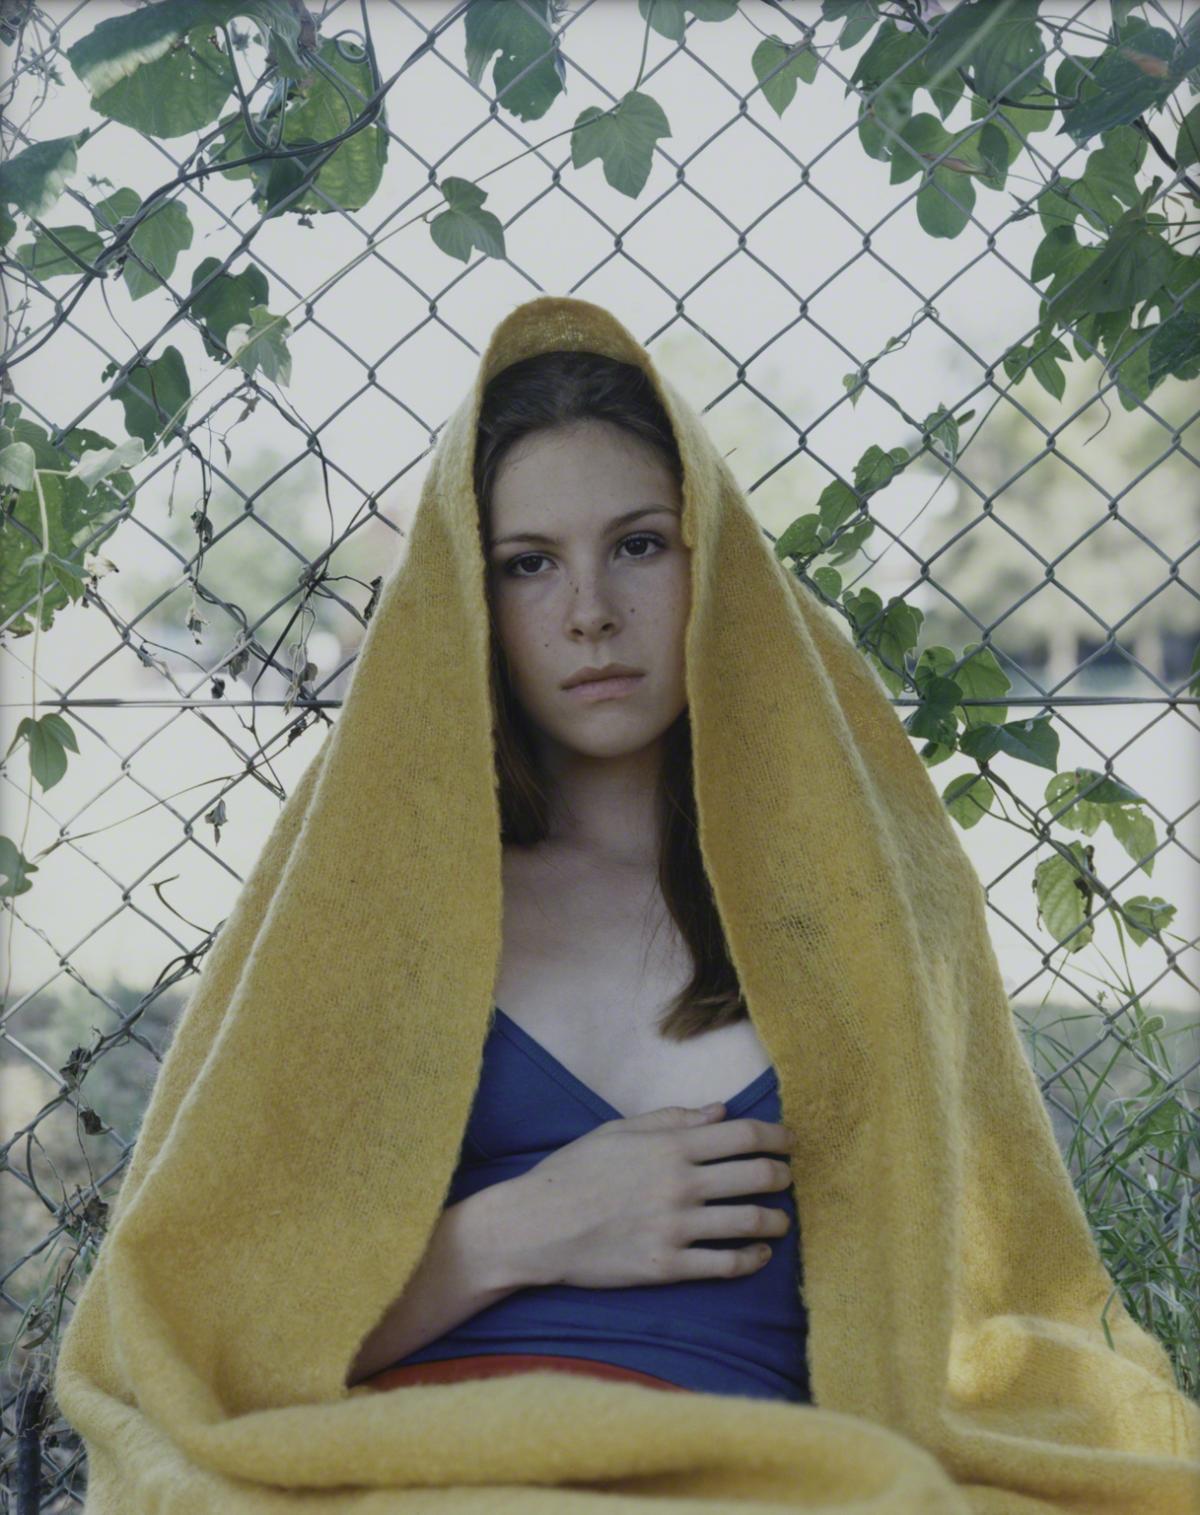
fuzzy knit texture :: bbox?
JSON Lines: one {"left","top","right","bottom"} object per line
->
{"left": 53, "top": 295, "right": 1200, "bottom": 1513}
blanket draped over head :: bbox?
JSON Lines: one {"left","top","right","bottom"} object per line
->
{"left": 53, "top": 294, "right": 1199, "bottom": 1513}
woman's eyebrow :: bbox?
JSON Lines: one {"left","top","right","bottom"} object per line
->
{"left": 490, "top": 504, "right": 678, "bottom": 549}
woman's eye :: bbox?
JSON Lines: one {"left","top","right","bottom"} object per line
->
{"left": 503, "top": 532, "right": 665, "bottom": 578}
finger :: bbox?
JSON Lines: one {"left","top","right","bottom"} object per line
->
{"left": 681, "top": 1201, "right": 791, "bottom": 1244}
{"left": 669, "top": 1240, "right": 775, "bottom": 1280}
{"left": 690, "top": 1154, "right": 794, "bottom": 1201}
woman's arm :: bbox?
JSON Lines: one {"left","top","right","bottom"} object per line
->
{"left": 344, "top": 1176, "right": 536, "bottom": 1388}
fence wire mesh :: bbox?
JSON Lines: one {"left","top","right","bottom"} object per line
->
{"left": 1, "top": 0, "right": 1198, "bottom": 1506}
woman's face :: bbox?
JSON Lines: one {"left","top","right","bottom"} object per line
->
{"left": 485, "top": 418, "right": 690, "bottom": 760}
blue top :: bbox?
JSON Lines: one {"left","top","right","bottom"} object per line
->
{"left": 390, "top": 1006, "right": 811, "bottom": 1402}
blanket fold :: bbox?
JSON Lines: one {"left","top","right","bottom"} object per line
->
{"left": 52, "top": 293, "right": 1200, "bottom": 1513}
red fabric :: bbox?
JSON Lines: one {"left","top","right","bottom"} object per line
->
{"left": 364, "top": 1352, "right": 691, "bottom": 1393}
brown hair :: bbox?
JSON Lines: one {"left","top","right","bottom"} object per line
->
{"left": 473, "top": 349, "right": 747, "bottom": 1043}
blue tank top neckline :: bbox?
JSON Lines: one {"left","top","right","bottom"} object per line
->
{"left": 491, "top": 1003, "right": 777, "bottom": 1123}
{"left": 390, "top": 1001, "right": 811, "bottom": 1404}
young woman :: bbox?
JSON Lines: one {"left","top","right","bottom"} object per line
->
{"left": 347, "top": 351, "right": 810, "bottom": 1403}
{"left": 56, "top": 296, "right": 1196, "bottom": 1511}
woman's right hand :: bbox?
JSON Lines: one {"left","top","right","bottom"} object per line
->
{"left": 510, "top": 1103, "right": 796, "bottom": 1289}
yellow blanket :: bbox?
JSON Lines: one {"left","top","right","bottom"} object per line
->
{"left": 52, "top": 294, "right": 1200, "bottom": 1513}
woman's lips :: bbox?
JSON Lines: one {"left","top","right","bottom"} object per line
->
{"left": 564, "top": 673, "right": 645, "bottom": 702}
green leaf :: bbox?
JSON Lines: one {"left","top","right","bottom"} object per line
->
{"left": 963, "top": 0, "right": 1045, "bottom": 103}
{"left": 8, "top": 712, "right": 79, "bottom": 792}
{"left": 774, "top": 512, "right": 827, "bottom": 561}
{"left": 93, "top": 191, "right": 193, "bottom": 301}
{"left": 968, "top": 77, "right": 1055, "bottom": 143}
{"left": 922, "top": 0, "right": 1021, "bottom": 96}
{"left": 639, "top": 0, "right": 738, "bottom": 45}
{"left": 847, "top": 18, "right": 928, "bottom": 155}
{"left": 1058, "top": 25, "right": 1191, "bottom": 147}
{"left": 1079, "top": 125, "right": 1148, "bottom": 218}
{"left": 752, "top": 36, "right": 819, "bottom": 117}
{"left": 206, "top": 108, "right": 258, "bottom": 185}
{"left": 992, "top": 714, "right": 1059, "bottom": 769}
{"left": 1106, "top": 805, "right": 1157, "bottom": 877}
{"left": 285, "top": 38, "right": 386, "bottom": 212}
{"left": 969, "top": 121, "right": 1013, "bottom": 189}
{"left": 890, "top": 112, "right": 949, "bottom": 186}
{"left": 1044, "top": 770, "right": 1155, "bottom": 874}
{"left": 842, "top": 367, "right": 868, "bottom": 404}
{"left": 922, "top": 403, "right": 961, "bottom": 465}
{"left": 0, "top": 133, "right": 90, "bottom": 218}
{"left": 0, "top": 836, "right": 38, "bottom": 899}
{"left": 1111, "top": 1, "right": 1149, "bottom": 28}
{"left": 121, "top": 195, "right": 194, "bottom": 301}
{"left": 853, "top": 443, "right": 908, "bottom": 494}
{"left": 187, "top": 257, "right": 271, "bottom": 361}
{"left": 920, "top": 642, "right": 1010, "bottom": 728}
{"left": 1054, "top": 51, "right": 1105, "bottom": 143}
{"left": 917, "top": 161, "right": 975, "bottom": 236}
{"left": 464, "top": 0, "right": 564, "bottom": 122}
{"left": 89, "top": 184, "right": 138, "bottom": 233}
{"left": 11, "top": 225, "right": 105, "bottom": 278}
{"left": 919, "top": 737, "right": 957, "bottom": 768}
{"left": 257, "top": 140, "right": 325, "bottom": 219}
{"left": 226, "top": 305, "right": 292, "bottom": 385}
{"left": 1186, "top": 6, "right": 1200, "bottom": 92}
{"left": 1177, "top": 102, "right": 1200, "bottom": 170}
{"left": 1045, "top": 771, "right": 1105, "bottom": 837}
{"left": 1037, "top": 177, "right": 1083, "bottom": 237}
{"left": 815, "top": 479, "right": 859, "bottom": 533}
{"left": 843, "top": 589, "right": 923, "bottom": 694}
{"left": 1151, "top": 247, "right": 1200, "bottom": 324}
{"left": 1030, "top": 224, "right": 1076, "bottom": 283}
{"left": 848, "top": 13, "right": 926, "bottom": 96}
{"left": 822, "top": 517, "right": 875, "bottom": 567}
{"left": 856, "top": 93, "right": 913, "bottom": 164}
{"left": 572, "top": 91, "right": 672, "bottom": 198}
{"left": 209, "top": 36, "right": 387, "bottom": 215}
{"left": 1067, "top": 767, "right": 1146, "bottom": 807}
{"left": 904, "top": 673, "right": 963, "bottom": 744}
{"left": 1102, "top": 321, "right": 1153, "bottom": 409}
{"left": 943, "top": 771, "right": 996, "bottom": 829}
{"left": 1044, "top": 208, "right": 1173, "bottom": 324}
{"left": 41, "top": 712, "right": 79, "bottom": 754}
{"left": 825, "top": 0, "right": 883, "bottom": 53}
{"left": 811, "top": 565, "right": 842, "bottom": 601}
{"left": 0, "top": 441, "right": 36, "bottom": 491}
{"left": 905, "top": 114, "right": 1012, "bottom": 190}
{"left": 428, "top": 176, "right": 505, "bottom": 263}
{"left": 107, "top": 346, "right": 192, "bottom": 449}
{"left": 1119, "top": 894, "right": 1175, "bottom": 947}
{"left": 1036, "top": 242, "right": 1103, "bottom": 316}
{"left": 1034, "top": 840, "right": 1095, "bottom": 952}
{"left": 960, "top": 713, "right": 1058, "bottom": 770}
{"left": 67, "top": 0, "right": 311, "bottom": 111}
{"left": 0, "top": 417, "right": 131, "bottom": 635}
{"left": 67, "top": 437, "right": 146, "bottom": 490}
{"left": 1001, "top": 327, "right": 1070, "bottom": 400}
{"left": 926, "top": 70, "right": 966, "bottom": 123}
{"left": 1147, "top": 313, "right": 1200, "bottom": 388}
{"left": 78, "top": 22, "right": 236, "bottom": 137}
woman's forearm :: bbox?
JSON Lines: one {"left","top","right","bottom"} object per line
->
{"left": 345, "top": 1176, "right": 536, "bottom": 1388}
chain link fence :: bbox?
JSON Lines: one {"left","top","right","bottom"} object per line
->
{"left": 1, "top": 0, "right": 1198, "bottom": 1506}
